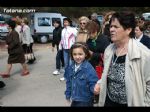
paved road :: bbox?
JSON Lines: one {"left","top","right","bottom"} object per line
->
{"left": 0, "top": 42, "right": 68, "bottom": 106}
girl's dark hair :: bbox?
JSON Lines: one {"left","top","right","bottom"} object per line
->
{"left": 70, "top": 42, "right": 91, "bottom": 60}
{"left": 63, "top": 17, "right": 72, "bottom": 26}
{"left": 7, "top": 19, "right": 16, "bottom": 30}
{"left": 53, "top": 19, "right": 62, "bottom": 27}
{"left": 110, "top": 11, "right": 136, "bottom": 38}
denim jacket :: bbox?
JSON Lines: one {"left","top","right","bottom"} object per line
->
{"left": 65, "top": 60, "right": 98, "bottom": 102}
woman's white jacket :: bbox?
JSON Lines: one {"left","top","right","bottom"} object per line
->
{"left": 98, "top": 38, "right": 150, "bottom": 106}
{"left": 21, "top": 25, "right": 33, "bottom": 45}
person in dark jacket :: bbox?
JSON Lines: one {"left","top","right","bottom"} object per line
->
{"left": 86, "top": 20, "right": 110, "bottom": 68}
{"left": 0, "top": 19, "right": 29, "bottom": 78}
{"left": 135, "top": 22, "right": 150, "bottom": 49}
{"left": 85, "top": 20, "right": 110, "bottom": 104}
{"left": 52, "top": 20, "right": 64, "bottom": 75}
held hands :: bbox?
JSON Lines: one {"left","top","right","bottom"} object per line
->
{"left": 5, "top": 45, "right": 8, "bottom": 48}
{"left": 94, "top": 83, "right": 100, "bottom": 95}
{"left": 66, "top": 99, "right": 71, "bottom": 106}
{"left": 52, "top": 47, "right": 54, "bottom": 52}
{"left": 89, "top": 50, "right": 93, "bottom": 56}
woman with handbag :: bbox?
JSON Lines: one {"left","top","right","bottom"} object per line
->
{"left": 0, "top": 19, "right": 29, "bottom": 78}
{"left": 21, "top": 17, "right": 36, "bottom": 64}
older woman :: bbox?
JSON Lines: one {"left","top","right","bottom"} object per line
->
{"left": 76, "top": 16, "right": 89, "bottom": 43}
{"left": 21, "top": 17, "right": 36, "bottom": 64}
{"left": 94, "top": 11, "right": 150, "bottom": 106}
{"left": 85, "top": 20, "right": 110, "bottom": 104}
{"left": 0, "top": 19, "right": 29, "bottom": 78}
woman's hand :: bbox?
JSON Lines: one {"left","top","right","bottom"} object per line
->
{"left": 94, "top": 83, "right": 100, "bottom": 95}
{"left": 52, "top": 47, "right": 54, "bottom": 52}
{"left": 89, "top": 50, "right": 93, "bottom": 56}
{"left": 5, "top": 45, "right": 8, "bottom": 48}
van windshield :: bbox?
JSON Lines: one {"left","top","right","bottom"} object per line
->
{"left": 38, "top": 17, "right": 51, "bottom": 26}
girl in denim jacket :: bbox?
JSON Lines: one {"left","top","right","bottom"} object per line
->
{"left": 65, "top": 42, "right": 98, "bottom": 107}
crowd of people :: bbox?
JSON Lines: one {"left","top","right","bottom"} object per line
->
{"left": 1, "top": 11, "right": 150, "bottom": 107}
{"left": 0, "top": 17, "right": 36, "bottom": 87}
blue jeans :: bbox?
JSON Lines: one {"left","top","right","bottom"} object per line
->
{"left": 56, "top": 49, "right": 64, "bottom": 70}
{"left": 63, "top": 49, "right": 72, "bottom": 79}
{"left": 71, "top": 101, "right": 93, "bottom": 107}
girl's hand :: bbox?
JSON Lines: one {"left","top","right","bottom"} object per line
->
{"left": 94, "top": 83, "right": 100, "bottom": 95}
{"left": 66, "top": 99, "right": 71, "bottom": 106}
{"left": 5, "top": 45, "right": 8, "bottom": 48}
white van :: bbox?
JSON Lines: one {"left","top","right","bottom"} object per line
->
{"left": 30, "top": 12, "right": 66, "bottom": 43}
{"left": 142, "top": 12, "right": 150, "bottom": 21}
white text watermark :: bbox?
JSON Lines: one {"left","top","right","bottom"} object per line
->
{"left": 3, "top": 8, "right": 36, "bottom": 13}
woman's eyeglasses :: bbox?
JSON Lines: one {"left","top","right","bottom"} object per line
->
{"left": 80, "top": 22, "right": 86, "bottom": 25}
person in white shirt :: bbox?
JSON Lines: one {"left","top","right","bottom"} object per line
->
{"left": 59, "top": 18, "right": 77, "bottom": 81}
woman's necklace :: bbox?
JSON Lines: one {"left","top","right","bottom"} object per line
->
{"left": 112, "top": 46, "right": 126, "bottom": 66}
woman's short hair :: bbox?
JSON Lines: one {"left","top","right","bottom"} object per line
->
{"left": 53, "top": 19, "right": 62, "bottom": 27}
{"left": 7, "top": 19, "right": 16, "bottom": 30}
{"left": 136, "top": 21, "right": 146, "bottom": 32}
{"left": 110, "top": 11, "right": 136, "bottom": 38}
{"left": 15, "top": 18, "right": 22, "bottom": 25}
{"left": 22, "top": 17, "right": 29, "bottom": 25}
{"left": 63, "top": 17, "right": 72, "bottom": 26}
{"left": 104, "top": 11, "right": 115, "bottom": 22}
{"left": 70, "top": 42, "right": 91, "bottom": 60}
{"left": 85, "top": 20, "right": 101, "bottom": 34}
{"left": 79, "top": 16, "right": 89, "bottom": 23}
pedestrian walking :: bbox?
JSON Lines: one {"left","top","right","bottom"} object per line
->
{"left": 0, "top": 19, "right": 29, "bottom": 78}
{"left": 21, "top": 18, "right": 36, "bottom": 64}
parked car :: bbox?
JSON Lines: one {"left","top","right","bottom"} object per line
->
{"left": 0, "top": 16, "right": 9, "bottom": 40}
{"left": 142, "top": 12, "right": 150, "bottom": 21}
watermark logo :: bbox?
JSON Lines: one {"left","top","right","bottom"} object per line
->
{"left": 3, "top": 8, "right": 36, "bottom": 13}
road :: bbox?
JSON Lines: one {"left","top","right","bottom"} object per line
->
{"left": 0, "top": 41, "right": 68, "bottom": 106}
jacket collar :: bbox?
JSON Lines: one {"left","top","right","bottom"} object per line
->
{"left": 128, "top": 38, "right": 141, "bottom": 60}
{"left": 105, "top": 38, "right": 141, "bottom": 61}
{"left": 71, "top": 60, "right": 88, "bottom": 70}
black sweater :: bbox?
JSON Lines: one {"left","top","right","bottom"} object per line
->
{"left": 86, "top": 34, "right": 110, "bottom": 68}
{"left": 52, "top": 26, "right": 62, "bottom": 47}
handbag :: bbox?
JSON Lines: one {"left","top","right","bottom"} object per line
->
{"left": 95, "top": 53, "right": 104, "bottom": 79}
{"left": 25, "top": 46, "right": 35, "bottom": 61}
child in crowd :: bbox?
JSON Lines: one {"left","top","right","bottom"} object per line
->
{"left": 65, "top": 42, "right": 98, "bottom": 107}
